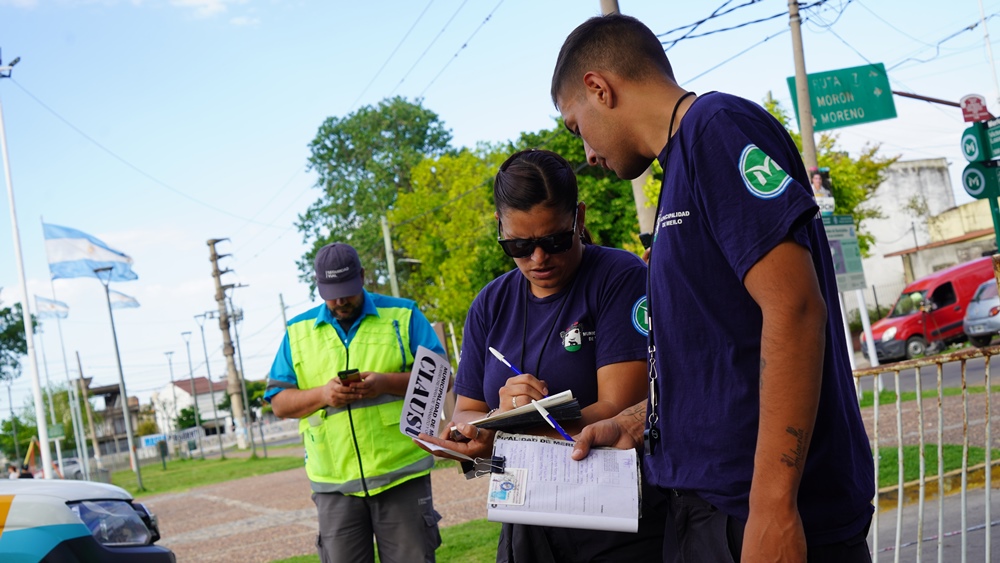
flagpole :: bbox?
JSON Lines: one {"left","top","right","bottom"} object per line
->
{"left": 0, "top": 56, "right": 53, "bottom": 479}
{"left": 37, "top": 323, "right": 64, "bottom": 474}
{"left": 94, "top": 267, "right": 143, "bottom": 490}
{"left": 41, "top": 216, "right": 91, "bottom": 480}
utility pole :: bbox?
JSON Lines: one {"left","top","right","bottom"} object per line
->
{"left": 75, "top": 353, "right": 102, "bottom": 470}
{"left": 598, "top": 0, "right": 657, "bottom": 242}
{"left": 279, "top": 293, "right": 288, "bottom": 327}
{"left": 381, "top": 216, "right": 400, "bottom": 298}
{"left": 194, "top": 313, "right": 226, "bottom": 458}
{"left": 788, "top": 0, "right": 818, "bottom": 171}
{"left": 206, "top": 239, "right": 247, "bottom": 449}
{"left": 228, "top": 296, "right": 261, "bottom": 457}
{"left": 165, "top": 352, "right": 178, "bottom": 433}
{"left": 180, "top": 332, "right": 205, "bottom": 460}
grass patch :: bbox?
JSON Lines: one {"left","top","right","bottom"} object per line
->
{"left": 113, "top": 455, "right": 303, "bottom": 498}
{"left": 270, "top": 519, "right": 501, "bottom": 563}
{"left": 877, "top": 444, "right": 1000, "bottom": 488}
{"left": 859, "top": 385, "right": 1000, "bottom": 408}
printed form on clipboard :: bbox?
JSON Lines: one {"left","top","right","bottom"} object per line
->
{"left": 486, "top": 431, "right": 640, "bottom": 533}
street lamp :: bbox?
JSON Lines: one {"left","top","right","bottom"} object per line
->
{"left": 195, "top": 313, "right": 225, "bottom": 459}
{"left": 180, "top": 332, "right": 205, "bottom": 460}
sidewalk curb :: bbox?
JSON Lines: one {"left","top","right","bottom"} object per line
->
{"left": 876, "top": 459, "right": 1000, "bottom": 511}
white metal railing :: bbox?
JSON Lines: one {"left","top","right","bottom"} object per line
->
{"left": 854, "top": 345, "right": 996, "bottom": 562}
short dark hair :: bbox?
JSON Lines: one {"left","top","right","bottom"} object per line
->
{"left": 551, "top": 14, "right": 674, "bottom": 106}
{"left": 494, "top": 149, "right": 578, "bottom": 216}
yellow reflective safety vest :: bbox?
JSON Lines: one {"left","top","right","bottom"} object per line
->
{"left": 289, "top": 298, "right": 433, "bottom": 496}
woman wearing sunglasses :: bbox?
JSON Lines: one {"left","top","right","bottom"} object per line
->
{"left": 419, "top": 149, "right": 663, "bottom": 562}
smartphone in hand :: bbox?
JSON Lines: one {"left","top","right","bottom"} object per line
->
{"left": 338, "top": 369, "right": 361, "bottom": 384}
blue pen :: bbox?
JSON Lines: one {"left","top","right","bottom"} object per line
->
{"left": 531, "top": 399, "right": 575, "bottom": 442}
{"left": 489, "top": 347, "right": 523, "bottom": 375}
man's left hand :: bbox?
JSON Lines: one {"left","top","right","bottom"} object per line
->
{"left": 351, "top": 372, "right": 384, "bottom": 398}
{"left": 741, "top": 505, "right": 806, "bottom": 562}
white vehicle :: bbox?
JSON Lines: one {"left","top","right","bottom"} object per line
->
{"left": 0, "top": 479, "right": 174, "bottom": 562}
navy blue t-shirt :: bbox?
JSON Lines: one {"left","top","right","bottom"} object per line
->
{"left": 645, "top": 92, "right": 874, "bottom": 545}
{"left": 455, "top": 244, "right": 648, "bottom": 410}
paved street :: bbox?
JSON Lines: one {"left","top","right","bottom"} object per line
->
{"left": 144, "top": 451, "right": 488, "bottom": 563}
{"left": 870, "top": 485, "right": 999, "bottom": 561}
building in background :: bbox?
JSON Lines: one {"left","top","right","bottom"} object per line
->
{"left": 150, "top": 378, "right": 231, "bottom": 437}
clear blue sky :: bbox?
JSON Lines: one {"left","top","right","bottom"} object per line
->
{"left": 0, "top": 0, "right": 995, "bottom": 427}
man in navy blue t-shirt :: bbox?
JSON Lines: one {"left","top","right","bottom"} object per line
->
{"left": 552, "top": 14, "right": 874, "bottom": 562}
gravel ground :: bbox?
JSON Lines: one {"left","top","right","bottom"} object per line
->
{"left": 144, "top": 451, "right": 489, "bottom": 563}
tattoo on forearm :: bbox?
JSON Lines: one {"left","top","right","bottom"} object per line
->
{"left": 622, "top": 403, "right": 645, "bottom": 423}
{"left": 780, "top": 426, "right": 808, "bottom": 471}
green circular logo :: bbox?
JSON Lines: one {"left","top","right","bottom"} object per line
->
{"left": 740, "top": 144, "right": 790, "bottom": 199}
{"left": 631, "top": 297, "right": 649, "bottom": 336}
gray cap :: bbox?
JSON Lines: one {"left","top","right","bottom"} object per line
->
{"left": 314, "top": 243, "right": 364, "bottom": 300}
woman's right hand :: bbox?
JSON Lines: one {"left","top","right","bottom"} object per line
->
{"left": 497, "top": 374, "right": 549, "bottom": 412}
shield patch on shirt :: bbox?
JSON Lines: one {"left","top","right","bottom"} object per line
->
{"left": 739, "top": 144, "right": 791, "bottom": 199}
{"left": 561, "top": 322, "right": 583, "bottom": 352}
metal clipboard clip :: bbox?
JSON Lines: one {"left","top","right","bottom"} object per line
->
{"left": 460, "top": 455, "right": 506, "bottom": 480}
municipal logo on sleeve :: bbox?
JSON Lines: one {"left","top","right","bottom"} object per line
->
{"left": 739, "top": 144, "right": 791, "bottom": 199}
{"left": 631, "top": 297, "right": 649, "bottom": 336}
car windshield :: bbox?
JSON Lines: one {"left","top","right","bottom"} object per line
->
{"left": 972, "top": 281, "right": 998, "bottom": 302}
{"left": 889, "top": 290, "right": 927, "bottom": 318}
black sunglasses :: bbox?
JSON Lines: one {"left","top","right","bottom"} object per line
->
{"left": 497, "top": 209, "right": 578, "bottom": 258}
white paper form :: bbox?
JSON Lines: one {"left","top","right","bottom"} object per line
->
{"left": 486, "top": 431, "right": 640, "bottom": 533}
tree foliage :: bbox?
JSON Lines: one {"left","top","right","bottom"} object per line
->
{"left": 297, "top": 97, "right": 453, "bottom": 294}
{"left": 391, "top": 146, "right": 511, "bottom": 327}
{"left": 175, "top": 407, "right": 197, "bottom": 431}
{"left": 0, "top": 301, "right": 29, "bottom": 384}
{"left": 764, "top": 98, "right": 898, "bottom": 256}
{"left": 0, "top": 413, "right": 34, "bottom": 461}
{"left": 217, "top": 380, "right": 267, "bottom": 421}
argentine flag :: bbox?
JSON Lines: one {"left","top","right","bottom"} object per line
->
{"left": 109, "top": 290, "right": 140, "bottom": 309}
{"left": 43, "top": 223, "right": 138, "bottom": 282}
{"left": 34, "top": 296, "right": 69, "bottom": 319}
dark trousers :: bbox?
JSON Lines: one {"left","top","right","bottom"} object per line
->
{"left": 312, "top": 474, "right": 441, "bottom": 563}
{"left": 662, "top": 489, "right": 872, "bottom": 563}
{"left": 496, "top": 483, "right": 669, "bottom": 563}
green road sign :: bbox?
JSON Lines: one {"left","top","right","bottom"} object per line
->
{"left": 821, "top": 215, "right": 867, "bottom": 292}
{"left": 49, "top": 423, "right": 64, "bottom": 440}
{"left": 961, "top": 119, "right": 1000, "bottom": 162}
{"left": 788, "top": 63, "right": 897, "bottom": 132}
{"left": 961, "top": 161, "right": 1000, "bottom": 199}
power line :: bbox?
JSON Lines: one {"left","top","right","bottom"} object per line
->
{"left": 663, "top": 9, "right": 790, "bottom": 49}
{"left": 887, "top": 14, "right": 1000, "bottom": 71}
{"left": 683, "top": 27, "right": 789, "bottom": 84}
{"left": 8, "top": 79, "right": 286, "bottom": 230}
{"left": 656, "top": 0, "right": 761, "bottom": 39}
{"left": 350, "top": 0, "right": 437, "bottom": 110}
{"left": 854, "top": 0, "right": 931, "bottom": 46}
{"left": 419, "top": 0, "right": 505, "bottom": 97}
{"left": 390, "top": 0, "right": 469, "bottom": 96}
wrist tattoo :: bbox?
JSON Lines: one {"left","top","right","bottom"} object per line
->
{"left": 622, "top": 403, "right": 645, "bottom": 423}
{"left": 780, "top": 426, "right": 808, "bottom": 471}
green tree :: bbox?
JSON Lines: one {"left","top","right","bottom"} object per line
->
{"left": 298, "top": 96, "right": 453, "bottom": 293}
{"left": 175, "top": 407, "right": 197, "bottom": 431}
{"left": 136, "top": 419, "right": 159, "bottom": 436}
{"left": 0, "top": 301, "right": 29, "bottom": 384}
{"left": 0, "top": 413, "right": 35, "bottom": 461}
{"left": 217, "top": 380, "right": 267, "bottom": 421}
{"left": 764, "top": 98, "right": 897, "bottom": 256}
{"left": 391, "top": 146, "right": 511, "bottom": 330}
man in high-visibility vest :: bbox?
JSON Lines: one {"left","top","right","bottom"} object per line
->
{"left": 265, "top": 242, "right": 445, "bottom": 563}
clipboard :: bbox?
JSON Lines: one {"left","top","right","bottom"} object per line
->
{"left": 485, "top": 431, "right": 640, "bottom": 533}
